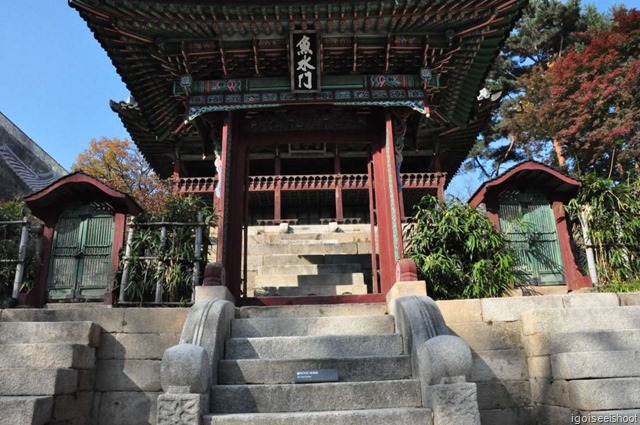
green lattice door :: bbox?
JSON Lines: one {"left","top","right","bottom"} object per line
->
{"left": 499, "top": 190, "right": 565, "bottom": 285}
{"left": 48, "top": 203, "right": 115, "bottom": 300}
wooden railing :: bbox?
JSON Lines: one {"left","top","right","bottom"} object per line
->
{"left": 401, "top": 172, "right": 446, "bottom": 189}
{"left": 174, "top": 177, "right": 217, "bottom": 194}
{"left": 175, "top": 172, "right": 445, "bottom": 194}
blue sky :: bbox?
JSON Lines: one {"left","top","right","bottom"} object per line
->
{"left": 0, "top": 0, "right": 628, "bottom": 198}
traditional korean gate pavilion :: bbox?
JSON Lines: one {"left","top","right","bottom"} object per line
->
{"left": 71, "top": 0, "right": 525, "bottom": 304}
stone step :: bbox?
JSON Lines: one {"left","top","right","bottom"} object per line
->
{"left": 524, "top": 329, "right": 640, "bottom": 356}
{"left": 0, "top": 344, "right": 94, "bottom": 369}
{"left": 521, "top": 306, "right": 640, "bottom": 336}
{"left": 258, "top": 239, "right": 347, "bottom": 246}
{"left": 248, "top": 232, "right": 372, "bottom": 245}
{"left": 551, "top": 351, "right": 640, "bottom": 380}
{"left": 253, "top": 284, "right": 368, "bottom": 297}
{"left": 231, "top": 315, "right": 395, "bottom": 338}
{"left": 0, "top": 396, "right": 53, "bottom": 425}
{"left": 0, "top": 321, "right": 100, "bottom": 347}
{"left": 226, "top": 334, "right": 403, "bottom": 360}
{"left": 247, "top": 224, "right": 371, "bottom": 235}
{"left": 0, "top": 369, "right": 78, "bottom": 396}
{"left": 210, "top": 380, "right": 421, "bottom": 414}
{"left": 250, "top": 233, "right": 323, "bottom": 243}
{"left": 255, "top": 273, "right": 365, "bottom": 287}
{"left": 219, "top": 356, "right": 412, "bottom": 384}
{"left": 204, "top": 407, "right": 433, "bottom": 425}
{"left": 569, "top": 378, "right": 640, "bottom": 411}
{"left": 257, "top": 254, "right": 371, "bottom": 267}
{"left": 236, "top": 303, "right": 387, "bottom": 319}
{"left": 258, "top": 264, "right": 362, "bottom": 276}
{"left": 248, "top": 242, "right": 359, "bottom": 256}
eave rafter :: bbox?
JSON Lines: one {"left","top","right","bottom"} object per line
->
{"left": 99, "top": 0, "right": 516, "bottom": 39}
{"left": 70, "top": 0, "right": 525, "bottom": 178}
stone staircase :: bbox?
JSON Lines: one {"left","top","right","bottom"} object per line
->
{"left": 203, "top": 303, "right": 433, "bottom": 424}
{"left": 0, "top": 320, "right": 99, "bottom": 425}
{"left": 245, "top": 224, "right": 374, "bottom": 297}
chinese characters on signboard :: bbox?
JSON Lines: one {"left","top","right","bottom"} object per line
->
{"left": 291, "top": 31, "right": 320, "bottom": 93}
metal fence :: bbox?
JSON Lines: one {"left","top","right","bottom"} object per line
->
{"left": 0, "top": 218, "right": 42, "bottom": 302}
{"left": 118, "top": 215, "right": 208, "bottom": 305}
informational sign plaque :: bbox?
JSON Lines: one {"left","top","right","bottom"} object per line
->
{"left": 290, "top": 30, "right": 321, "bottom": 93}
{"left": 295, "top": 369, "right": 339, "bottom": 384}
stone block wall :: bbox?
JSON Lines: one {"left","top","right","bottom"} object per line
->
{"left": 92, "top": 308, "right": 188, "bottom": 425}
{"left": 437, "top": 298, "right": 535, "bottom": 424}
{"left": 3, "top": 293, "right": 640, "bottom": 424}
{"left": 0, "top": 307, "right": 189, "bottom": 425}
{"left": 437, "top": 292, "right": 640, "bottom": 425}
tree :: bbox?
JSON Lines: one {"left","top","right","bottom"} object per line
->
{"left": 503, "top": 8, "right": 640, "bottom": 178}
{"left": 72, "top": 137, "right": 170, "bottom": 214}
{"left": 465, "top": 0, "right": 611, "bottom": 179}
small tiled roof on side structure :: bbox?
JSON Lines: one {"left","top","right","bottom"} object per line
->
{"left": 468, "top": 161, "right": 582, "bottom": 207}
{"left": 24, "top": 171, "right": 144, "bottom": 219}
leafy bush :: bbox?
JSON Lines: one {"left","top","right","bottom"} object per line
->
{"left": 404, "top": 195, "right": 517, "bottom": 299}
{"left": 120, "top": 194, "right": 215, "bottom": 304}
{"left": 567, "top": 174, "right": 640, "bottom": 288}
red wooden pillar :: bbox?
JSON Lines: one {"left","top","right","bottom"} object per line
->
{"left": 274, "top": 154, "right": 282, "bottom": 223}
{"left": 433, "top": 153, "right": 442, "bottom": 172}
{"left": 367, "top": 158, "right": 380, "bottom": 293}
{"left": 371, "top": 111, "right": 404, "bottom": 293}
{"left": 436, "top": 180, "right": 445, "bottom": 200}
{"left": 216, "top": 111, "right": 247, "bottom": 299}
{"left": 433, "top": 153, "right": 445, "bottom": 200}
{"left": 23, "top": 221, "right": 54, "bottom": 307}
{"left": 105, "top": 212, "right": 127, "bottom": 304}
{"left": 484, "top": 196, "right": 501, "bottom": 229}
{"left": 171, "top": 159, "right": 181, "bottom": 194}
{"left": 216, "top": 113, "right": 231, "bottom": 263}
{"left": 335, "top": 153, "right": 344, "bottom": 222}
{"left": 552, "top": 200, "right": 589, "bottom": 290}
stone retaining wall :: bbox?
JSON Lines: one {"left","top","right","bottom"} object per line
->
{"left": 437, "top": 292, "right": 640, "bottom": 425}
{"left": 0, "top": 307, "right": 189, "bottom": 425}
{"left": 3, "top": 292, "right": 640, "bottom": 424}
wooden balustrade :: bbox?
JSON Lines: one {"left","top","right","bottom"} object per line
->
{"left": 401, "top": 172, "right": 446, "bottom": 189}
{"left": 175, "top": 172, "right": 445, "bottom": 194}
{"left": 174, "top": 177, "right": 217, "bottom": 194}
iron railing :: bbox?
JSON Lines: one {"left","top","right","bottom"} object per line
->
{"left": 0, "top": 218, "right": 42, "bottom": 302}
{"left": 118, "top": 215, "right": 209, "bottom": 305}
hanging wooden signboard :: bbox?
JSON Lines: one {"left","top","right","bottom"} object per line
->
{"left": 290, "top": 30, "right": 321, "bottom": 93}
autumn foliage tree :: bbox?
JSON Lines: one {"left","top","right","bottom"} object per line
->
{"left": 72, "top": 137, "right": 170, "bottom": 214}
{"left": 504, "top": 8, "right": 640, "bottom": 179}
{"left": 466, "top": 0, "right": 610, "bottom": 178}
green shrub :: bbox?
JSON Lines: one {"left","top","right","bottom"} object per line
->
{"left": 120, "top": 194, "right": 215, "bottom": 304}
{"left": 567, "top": 174, "right": 640, "bottom": 288}
{"left": 404, "top": 195, "right": 517, "bottom": 299}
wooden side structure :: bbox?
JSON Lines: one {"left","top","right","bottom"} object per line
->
{"left": 469, "top": 161, "right": 591, "bottom": 291}
{"left": 24, "top": 173, "right": 143, "bottom": 306}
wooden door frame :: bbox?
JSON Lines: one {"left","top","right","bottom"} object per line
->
{"left": 217, "top": 109, "right": 405, "bottom": 305}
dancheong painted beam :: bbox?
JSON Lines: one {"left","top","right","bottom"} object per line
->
{"left": 72, "top": 0, "right": 525, "bottom": 181}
